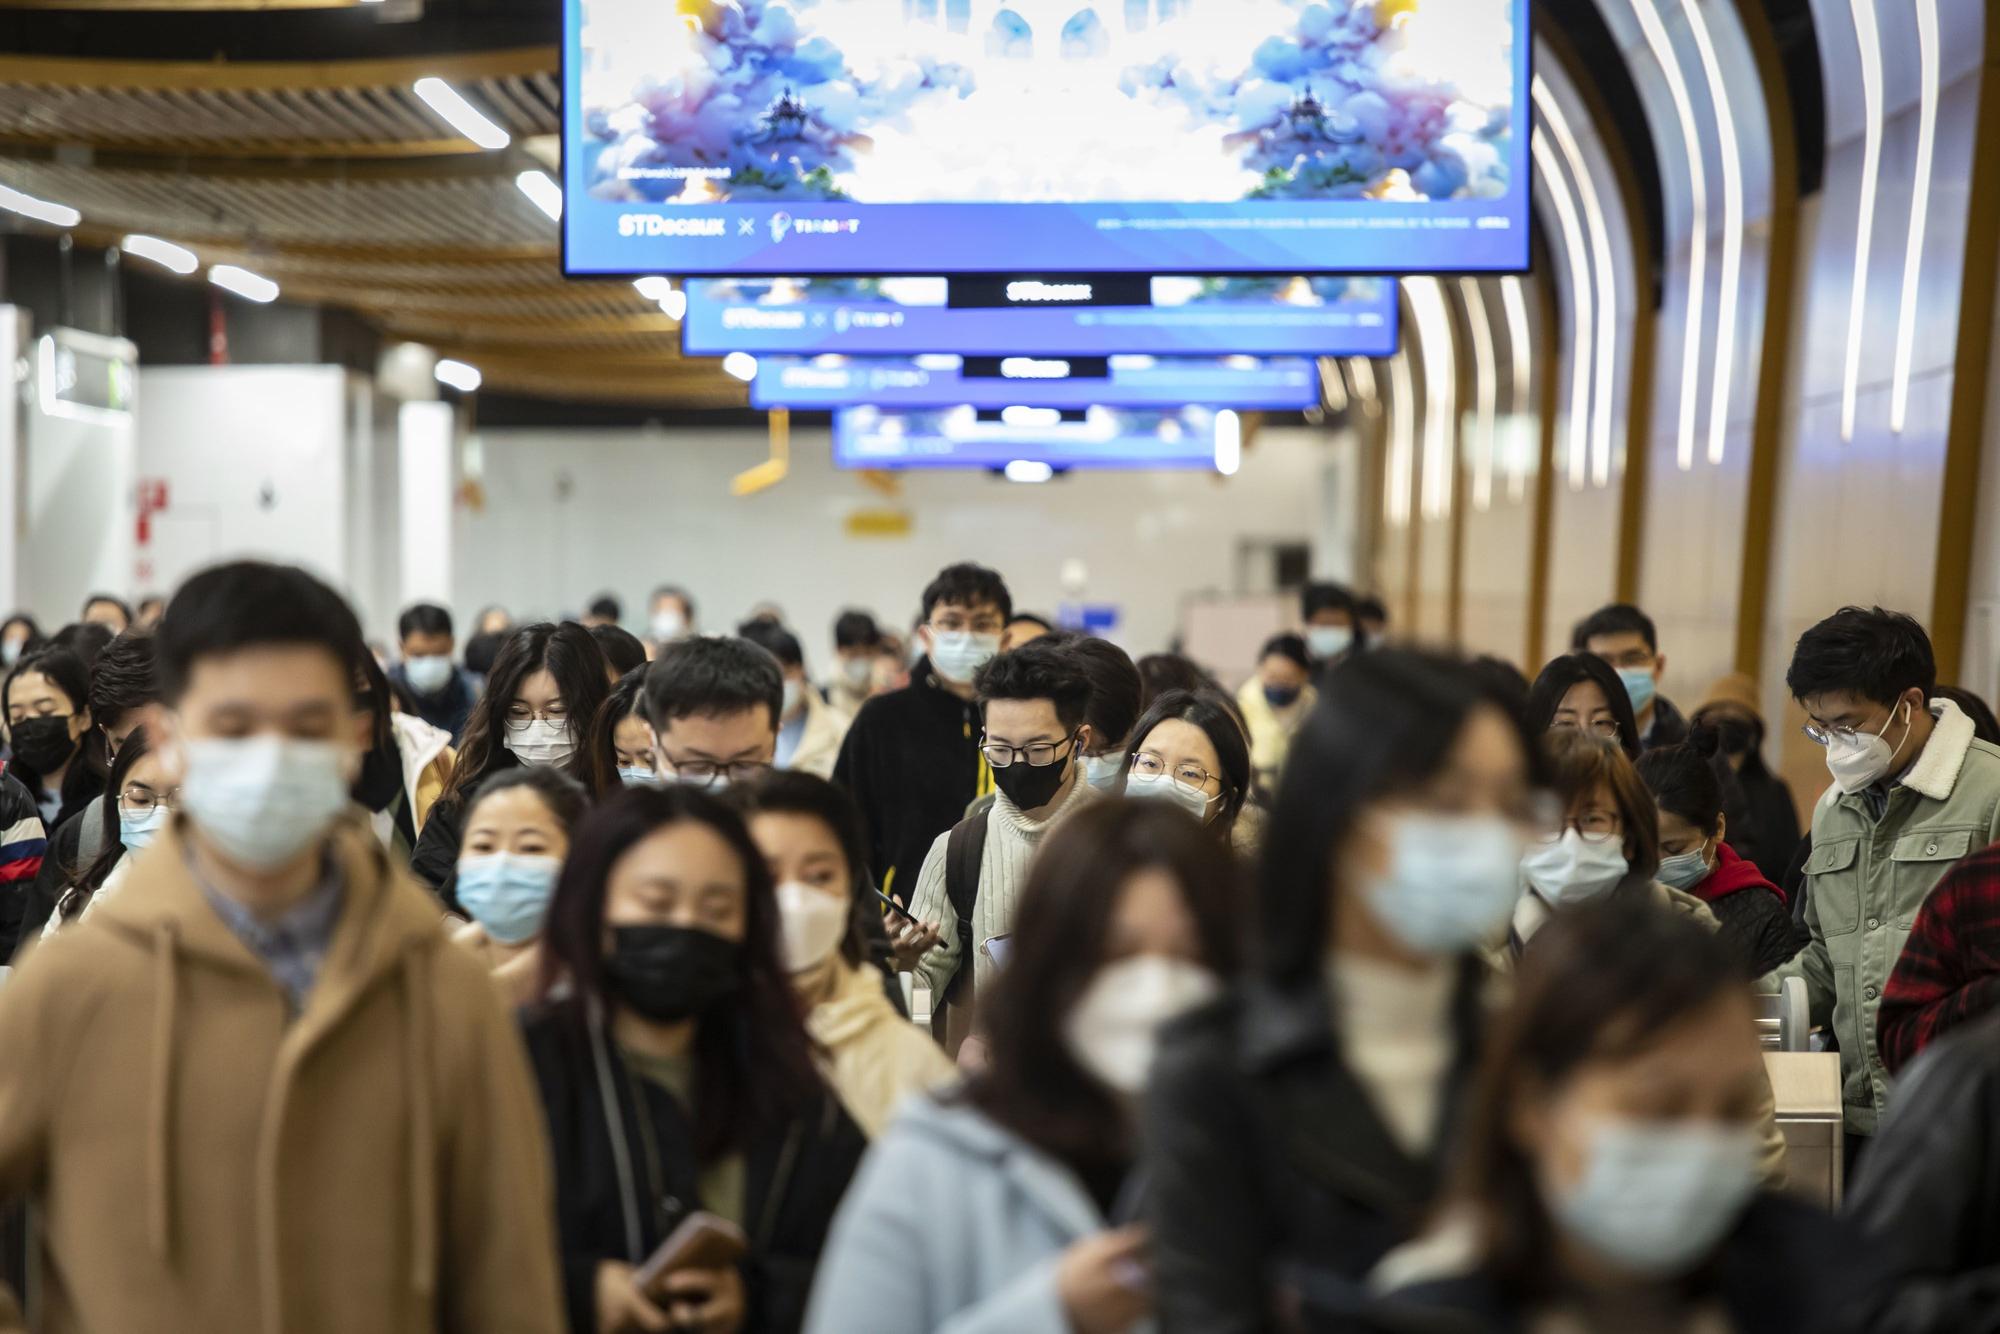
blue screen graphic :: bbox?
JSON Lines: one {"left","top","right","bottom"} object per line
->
{"left": 833, "top": 404, "right": 1231, "bottom": 470}
{"left": 683, "top": 275, "right": 1398, "bottom": 356}
{"left": 750, "top": 354, "right": 1320, "bottom": 410}
{"left": 564, "top": 0, "right": 1530, "bottom": 276}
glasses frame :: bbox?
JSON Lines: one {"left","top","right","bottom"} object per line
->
{"left": 980, "top": 729, "right": 1082, "bottom": 771}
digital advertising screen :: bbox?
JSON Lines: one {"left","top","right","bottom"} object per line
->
{"left": 564, "top": 0, "right": 1531, "bottom": 276}
{"left": 682, "top": 274, "right": 1399, "bottom": 356}
{"left": 749, "top": 352, "right": 1320, "bottom": 410}
{"left": 832, "top": 403, "right": 1233, "bottom": 470}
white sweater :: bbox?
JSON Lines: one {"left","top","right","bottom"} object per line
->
{"left": 908, "top": 772, "right": 1098, "bottom": 998}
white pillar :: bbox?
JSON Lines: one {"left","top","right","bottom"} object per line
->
{"left": 397, "top": 400, "right": 455, "bottom": 612}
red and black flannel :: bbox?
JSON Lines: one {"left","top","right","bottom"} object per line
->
{"left": 1878, "top": 842, "right": 2000, "bottom": 1075}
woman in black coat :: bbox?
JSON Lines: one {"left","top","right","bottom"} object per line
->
{"left": 522, "top": 786, "right": 864, "bottom": 1334}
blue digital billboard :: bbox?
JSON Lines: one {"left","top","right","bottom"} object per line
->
{"left": 832, "top": 403, "right": 1235, "bottom": 471}
{"left": 749, "top": 353, "right": 1320, "bottom": 410}
{"left": 564, "top": 0, "right": 1530, "bottom": 276}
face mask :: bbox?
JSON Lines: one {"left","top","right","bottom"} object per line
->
{"left": 1617, "top": 666, "right": 1657, "bottom": 716}
{"left": 119, "top": 804, "right": 169, "bottom": 854}
{"left": 455, "top": 852, "right": 561, "bottom": 946}
{"left": 1125, "top": 770, "right": 1216, "bottom": 823}
{"left": 1657, "top": 842, "right": 1713, "bottom": 892}
{"left": 178, "top": 736, "right": 353, "bottom": 871}
{"left": 1263, "top": 683, "right": 1302, "bottom": 710}
{"left": 617, "top": 765, "right": 662, "bottom": 788}
{"left": 781, "top": 680, "right": 804, "bottom": 719}
{"left": 1522, "top": 829, "right": 1629, "bottom": 908}
{"left": 1546, "top": 1115, "right": 1762, "bottom": 1278}
{"left": 840, "top": 656, "right": 873, "bottom": 687}
{"left": 605, "top": 924, "right": 741, "bottom": 1023}
{"left": 9, "top": 716, "right": 77, "bottom": 774}
{"left": 929, "top": 631, "right": 1000, "bottom": 685}
{"left": 1364, "top": 812, "right": 1525, "bottom": 953}
{"left": 775, "top": 881, "right": 850, "bottom": 972}
{"left": 650, "top": 609, "right": 686, "bottom": 642}
{"left": 1711, "top": 716, "right": 1756, "bottom": 758}
{"left": 991, "top": 748, "right": 1073, "bottom": 812}
{"left": 0, "top": 641, "right": 19, "bottom": 667}
{"left": 403, "top": 654, "right": 455, "bottom": 696}
{"left": 1083, "top": 751, "right": 1127, "bottom": 792}
{"left": 1306, "top": 625, "right": 1353, "bottom": 660}
{"left": 504, "top": 718, "right": 575, "bottom": 768}
{"left": 1064, "top": 954, "right": 1221, "bottom": 1094}
{"left": 1825, "top": 700, "right": 1910, "bottom": 795}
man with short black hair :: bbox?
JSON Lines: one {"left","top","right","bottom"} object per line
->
{"left": 903, "top": 639, "right": 1098, "bottom": 1050}
{"left": 1574, "top": 602, "right": 1684, "bottom": 750}
{"left": 643, "top": 635, "right": 781, "bottom": 789}
{"left": 389, "top": 601, "right": 476, "bottom": 743}
{"left": 79, "top": 593, "right": 131, "bottom": 634}
{"left": 1001, "top": 612, "right": 1055, "bottom": 653}
{"left": 581, "top": 593, "right": 622, "bottom": 629}
{"left": 835, "top": 562, "right": 1012, "bottom": 910}
{"left": 1300, "top": 582, "right": 1363, "bottom": 665}
{"left": 828, "top": 609, "right": 882, "bottom": 715}
{"left": 739, "top": 619, "right": 851, "bottom": 779}
{"left": 1767, "top": 605, "right": 2000, "bottom": 1146}
{"left": 0, "top": 560, "right": 563, "bottom": 1331}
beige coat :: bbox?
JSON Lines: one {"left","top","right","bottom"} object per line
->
{"left": 787, "top": 688, "right": 852, "bottom": 780}
{"left": 0, "top": 814, "right": 564, "bottom": 1334}
{"left": 806, "top": 954, "right": 955, "bottom": 1138}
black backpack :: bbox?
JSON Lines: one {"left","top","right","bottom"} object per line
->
{"left": 941, "top": 808, "right": 990, "bottom": 1006}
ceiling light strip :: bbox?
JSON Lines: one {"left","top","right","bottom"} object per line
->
{"left": 1406, "top": 277, "right": 1458, "bottom": 521}
{"left": 1681, "top": 0, "right": 1744, "bottom": 466}
{"left": 1840, "top": 0, "right": 1885, "bottom": 444}
{"left": 1459, "top": 278, "right": 1500, "bottom": 513}
{"left": 1531, "top": 129, "right": 1594, "bottom": 492}
{"left": 1889, "top": 0, "right": 1940, "bottom": 436}
{"left": 1532, "top": 77, "right": 1619, "bottom": 488}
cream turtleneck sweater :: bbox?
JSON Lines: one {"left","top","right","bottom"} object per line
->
{"left": 1326, "top": 951, "right": 1457, "bottom": 1157}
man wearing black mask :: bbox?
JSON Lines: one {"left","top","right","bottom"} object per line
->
{"left": 900, "top": 641, "right": 1097, "bottom": 1053}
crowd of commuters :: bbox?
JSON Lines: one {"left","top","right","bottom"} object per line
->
{"left": 0, "top": 570, "right": 1995, "bottom": 1333}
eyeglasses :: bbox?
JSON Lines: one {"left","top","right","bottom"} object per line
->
{"left": 1129, "top": 751, "right": 1223, "bottom": 795}
{"left": 504, "top": 704, "right": 569, "bottom": 727}
{"left": 1802, "top": 713, "right": 1889, "bottom": 747}
{"left": 980, "top": 730, "right": 1080, "bottom": 770}
{"left": 929, "top": 612, "right": 1005, "bottom": 635}
{"left": 1535, "top": 811, "right": 1622, "bottom": 844}
{"left": 118, "top": 785, "right": 180, "bottom": 816}
{"left": 659, "top": 756, "right": 771, "bottom": 788}
{"left": 1551, "top": 718, "right": 1622, "bottom": 742}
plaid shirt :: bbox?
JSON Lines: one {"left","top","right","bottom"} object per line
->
{"left": 1878, "top": 842, "right": 2000, "bottom": 1075}
{"left": 198, "top": 863, "right": 345, "bottom": 1015}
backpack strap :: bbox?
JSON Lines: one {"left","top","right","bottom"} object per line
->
{"left": 941, "top": 809, "right": 991, "bottom": 1006}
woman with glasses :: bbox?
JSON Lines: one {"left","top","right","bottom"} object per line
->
{"left": 1119, "top": 688, "right": 1257, "bottom": 852}
{"left": 40, "top": 729, "right": 168, "bottom": 939}
{"left": 4, "top": 647, "right": 103, "bottom": 829}
{"left": 1148, "top": 649, "right": 1550, "bottom": 1329}
{"left": 411, "top": 622, "right": 615, "bottom": 902}
{"left": 1524, "top": 653, "right": 1642, "bottom": 762}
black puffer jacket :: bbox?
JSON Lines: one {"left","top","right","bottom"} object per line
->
{"left": 1847, "top": 1008, "right": 2000, "bottom": 1333}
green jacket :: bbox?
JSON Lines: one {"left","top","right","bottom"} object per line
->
{"left": 1765, "top": 699, "right": 2000, "bottom": 1133}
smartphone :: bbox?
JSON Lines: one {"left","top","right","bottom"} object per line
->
{"left": 876, "top": 888, "right": 919, "bottom": 923}
{"left": 980, "top": 934, "right": 1013, "bottom": 968}
{"left": 632, "top": 1212, "right": 749, "bottom": 1296}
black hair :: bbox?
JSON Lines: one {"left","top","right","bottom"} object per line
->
{"left": 466, "top": 765, "right": 592, "bottom": 842}
{"left": 1936, "top": 685, "right": 2000, "bottom": 747}
{"left": 1785, "top": 606, "right": 1936, "bottom": 706}
{"left": 592, "top": 667, "right": 653, "bottom": 769}
{"left": 4, "top": 647, "right": 102, "bottom": 816}
{"left": 589, "top": 624, "right": 648, "bottom": 679}
{"left": 973, "top": 639, "right": 1093, "bottom": 734}
{"left": 1357, "top": 594, "right": 1389, "bottom": 624}
{"left": 1635, "top": 731, "right": 1729, "bottom": 836}
{"left": 738, "top": 619, "right": 805, "bottom": 671}
{"left": 87, "top": 631, "right": 158, "bottom": 735}
{"left": 464, "top": 630, "right": 506, "bottom": 677}
{"left": 1259, "top": 649, "right": 1547, "bottom": 983}
{"left": 650, "top": 585, "right": 697, "bottom": 621}
{"left": 1571, "top": 602, "right": 1660, "bottom": 655}
{"left": 1062, "top": 636, "right": 1144, "bottom": 753}
{"left": 398, "top": 602, "right": 453, "bottom": 642}
{"left": 537, "top": 787, "right": 822, "bottom": 1160}
{"left": 81, "top": 593, "right": 132, "bottom": 626}
{"left": 1136, "top": 652, "right": 1227, "bottom": 710}
{"left": 736, "top": 769, "right": 877, "bottom": 969}
{"left": 1300, "top": 581, "right": 1358, "bottom": 623}
{"left": 1525, "top": 652, "right": 1642, "bottom": 761}
{"left": 1468, "top": 656, "right": 1532, "bottom": 726}
{"left": 64, "top": 727, "right": 153, "bottom": 914}
{"left": 0, "top": 615, "right": 45, "bottom": 656}
{"left": 154, "top": 561, "right": 363, "bottom": 705}
{"left": 440, "top": 622, "right": 613, "bottom": 804}
{"left": 920, "top": 562, "right": 1012, "bottom": 623}
{"left": 1123, "top": 688, "right": 1253, "bottom": 840}
{"left": 1007, "top": 612, "right": 1055, "bottom": 635}
{"left": 1258, "top": 633, "right": 1311, "bottom": 672}
{"left": 51, "top": 622, "right": 114, "bottom": 672}
{"left": 644, "top": 636, "right": 784, "bottom": 731}
{"left": 586, "top": 593, "right": 622, "bottom": 622}
{"left": 833, "top": 610, "right": 880, "bottom": 651}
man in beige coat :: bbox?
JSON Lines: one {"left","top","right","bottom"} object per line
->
{"left": 0, "top": 560, "right": 562, "bottom": 1334}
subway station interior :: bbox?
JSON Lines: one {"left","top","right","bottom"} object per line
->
{"left": 0, "top": 1, "right": 1996, "bottom": 1331}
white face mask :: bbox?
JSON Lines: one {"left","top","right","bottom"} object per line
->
{"left": 504, "top": 718, "right": 575, "bottom": 768}
{"left": 178, "top": 735, "right": 354, "bottom": 871}
{"left": 1824, "top": 700, "right": 1911, "bottom": 794}
{"left": 1364, "top": 812, "right": 1525, "bottom": 953}
{"left": 775, "top": 881, "right": 850, "bottom": 972}
{"left": 650, "top": 608, "right": 687, "bottom": 642}
{"left": 1521, "top": 829, "right": 1629, "bottom": 908}
{"left": 1063, "top": 954, "right": 1221, "bottom": 1094}
{"left": 840, "top": 656, "right": 873, "bottom": 687}
{"left": 1083, "top": 752, "right": 1128, "bottom": 792}
{"left": 1306, "top": 625, "right": 1353, "bottom": 660}
{"left": 402, "top": 654, "right": 454, "bottom": 696}
{"left": 928, "top": 630, "right": 1000, "bottom": 685}
{"left": 1545, "top": 1115, "right": 1762, "bottom": 1278}
{"left": 1125, "top": 770, "right": 1216, "bottom": 823}
{"left": 781, "top": 679, "right": 804, "bottom": 720}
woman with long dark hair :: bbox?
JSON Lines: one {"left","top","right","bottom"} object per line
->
{"left": 451, "top": 765, "right": 588, "bottom": 1006}
{"left": 1689, "top": 674, "right": 1801, "bottom": 886}
{"left": 595, "top": 667, "right": 659, "bottom": 787}
{"left": 36, "top": 729, "right": 164, "bottom": 939}
{"left": 1525, "top": 653, "right": 1643, "bottom": 761}
{"left": 350, "top": 651, "right": 456, "bottom": 865}
{"left": 410, "top": 622, "right": 613, "bottom": 895}
{"left": 1148, "top": 649, "right": 1549, "bottom": 1328}
{"left": 806, "top": 799, "right": 1242, "bottom": 1334}
{"left": 523, "top": 786, "right": 863, "bottom": 1334}
{"left": 1371, "top": 900, "right": 1878, "bottom": 1333}
{"left": 1118, "top": 687, "right": 1256, "bottom": 850}
{"left": 3, "top": 647, "right": 102, "bottom": 828}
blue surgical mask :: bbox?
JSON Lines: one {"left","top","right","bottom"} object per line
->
{"left": 1547, "top": 1115, "right": 1762, "bottom": 1278}
{"left": 1618, "top": 666, "right": 1657, "bottom": 716}
{"left": 1657, "top": 843, "right": 1712, "bottom": 892}
{"left": 1305, "top": 625, "right": 1353, "bottom": 660}
{"left": 617, "top": 766, "right": 662, "bottom": 788}
{"left": 1083, "top": 752, "right": 1127, "bottom": 792}
{"left": 1363, "top": 812, "right": 1525, "bottom": 953}
{"left": 403, "top": 654, "right": 455, "bottom": 696}
{"left": 929, "top": 631, "right": 999, "bottom": 685}
{"left": 455, "top": 852, "right": 562, "bottom": 946}
{"left": 119, "top": 804, "right": 170, "bottom": 854}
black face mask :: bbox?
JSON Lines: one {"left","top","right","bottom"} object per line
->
{"left": 604, "top": 925, "right": 742, "bottom": 1023}
{"left": 11, "top": 716, "right": 77, "bottom": 774}
{"left": 991, "top": 747, "right": 1074, "bottom": 812}
{"left": 1710, "top": 716, "right": 1757, "bottom": 759}
{"left": 352, "top": 739, "right": 404, "bottom": 813}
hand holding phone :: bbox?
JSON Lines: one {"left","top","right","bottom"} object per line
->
{"left": 632, "top": 1212, "right": 749, "bottom": 1298}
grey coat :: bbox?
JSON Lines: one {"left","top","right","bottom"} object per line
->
{"left": 803, "top": 1093, "right": 1152, "bottom": 1334}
